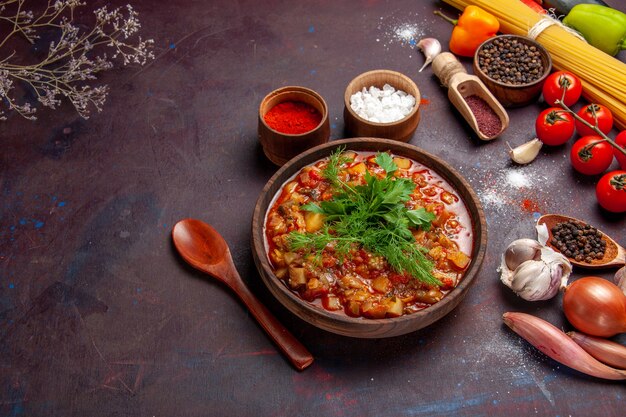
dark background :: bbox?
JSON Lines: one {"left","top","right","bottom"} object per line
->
{"left": 1, "top": 1, "right": 625, "bottom": 416}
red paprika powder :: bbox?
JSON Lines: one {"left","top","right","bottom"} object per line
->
{"left": 264, "top": 100, "right": 322, "bottom": 134}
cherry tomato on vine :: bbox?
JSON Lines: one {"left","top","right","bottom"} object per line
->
{"left": 575, "top": 104, "right": 614, "bottom": 137}
{"left": 535, "top": 107, "right": 575, "bottom": 146}
{"left": 595, "top": 170, "right": 626, "bottom": 213}
{"left": 542, "top": 71, "right": 582, "bottom": 107}
{"left": 614, "top": 131, "right": 626, "bottom": 170}
{"left": 570, "top": 136, "right": 614, "bottom": 175}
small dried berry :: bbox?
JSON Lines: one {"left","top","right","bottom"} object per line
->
{"left": 477, "top": 37, "right": 545, "bottom": 85}
{"left": 550, "top": 220, "right": 606, "bottom": 263}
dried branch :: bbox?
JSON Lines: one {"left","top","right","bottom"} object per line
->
{"left": 0, "top": 0, "right": 154, "bottom": 120}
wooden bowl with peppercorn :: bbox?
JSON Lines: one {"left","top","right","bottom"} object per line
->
{"left": 251, "top": 138, "right": 487, "bottom": 338}
{"left": 259, "top": 86, "right": 331, "bottom": 166}
{"left": 473, "top": 35, "right": 552, "bottom": 107}
{"left": 343, "top": 70, "right": 421, "bottom": 142}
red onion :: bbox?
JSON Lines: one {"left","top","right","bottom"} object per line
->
{"left": 563, "top": 276, "right": 626, "bottom": 337}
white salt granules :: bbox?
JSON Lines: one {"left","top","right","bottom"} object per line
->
{"left": 350, "top": 84, "right": 416, "bottom": 123}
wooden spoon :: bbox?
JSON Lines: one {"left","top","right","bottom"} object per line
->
{"left": 431, "top": 52, "right": 509, "bottom": 141}
{"left": 172, "top": 218, "right": 313, "bottom": 370}
{"left": 537, "top": 214, "right": 626, "bottom": 269}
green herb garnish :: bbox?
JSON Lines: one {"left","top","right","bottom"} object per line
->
{"left": 288, "top": 149, "right": 439, "bottom": 286}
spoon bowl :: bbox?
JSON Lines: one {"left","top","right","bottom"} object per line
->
{"left": 172, "top": 218, "right": 313, "bottom": 370}
{"left": 537, "top": 214, "right": 626, "bottom": 269}
{"left": 173, "top": 219, "right": 227, "bottom": 266}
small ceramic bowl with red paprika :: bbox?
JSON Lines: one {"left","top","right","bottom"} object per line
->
{"left": 258, "top": 86, "right": 330, "bottom": 166}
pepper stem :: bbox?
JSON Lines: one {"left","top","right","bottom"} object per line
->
{"left": 433, "top": 10, "right": 458, "bottom": 26}
{"left": 556, "top": 100, "right": 626, "bottom": 158}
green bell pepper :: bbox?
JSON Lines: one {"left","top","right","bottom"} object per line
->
{"left": 563, "top": 4, "right": 626, "bottom": 56}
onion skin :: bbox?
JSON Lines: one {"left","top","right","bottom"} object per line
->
{"left": 616, "top": 266, "right": 626, "bottom": 295}
{"left": 567, "top": 331, "right": 626, "bottom": 370}
{"left": 563, "top": 277, "right": 626, "bottom": 338}
{"left": 503, "top": 312, "right": 626, "bottom": 380}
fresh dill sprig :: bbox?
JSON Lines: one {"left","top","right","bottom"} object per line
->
{"left": 321, "top": 145, "right": 353, "bottom": 190}
{"left": 288, "top": 149, "right": 440, "bottom": 286}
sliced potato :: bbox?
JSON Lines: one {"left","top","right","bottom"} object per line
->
{"left": 438, "top": 233, "right": 455, "bottom": 249}
{"left": 361, "top": 300, "right": 387, "bottom": 319}
{"left": 371, "top": 275, "right": 390, "bottom": 294}
{"left": 304, "top": 211, "right": 324, "bottom": 233}
{"left": 269, "top": 249, "right": 284, "bottom": 267}
{"left": 346, "top": 300, "right": 361, "bottom": 317}
{"left": 448, "top": 251, "right": 470, "bottom": 269}
{"left": 347, "top": 162, "right": 366, "bottom": 175}
{"left": 383, "top": 297, "right": 404, "bottom": 317}
{"left": 306, "top": 277, "right": 321, "bottom": 290}
{"left": 414, "top": 289, "right": 443, "bottom": 304}
{"left": 288, "top": 267, "right": 306, "bottom": 288}
{"left": 340, "top": 274, "right": 363, "bottom": 289}
{"left": 322, "top": 295, "right": 342, "bottom": 311}
{"left": 393, "top": 157, "right": 411, "bottom": 169}
{"left": 347, "top": 289, "right": 370, "bottom": 302}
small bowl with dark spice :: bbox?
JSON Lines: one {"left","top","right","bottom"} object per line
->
{"left": 259, "top": 86, "right": 330, "bottom": 166}
{"left": 343, "top": 70, "right": 421, "bottom": 142}
{"left": 473, "top": 35, "right": 552, "bottom": 107}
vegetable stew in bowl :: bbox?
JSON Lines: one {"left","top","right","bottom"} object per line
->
{"left": 252, "top": 138, "right": 487, "bottom": 338}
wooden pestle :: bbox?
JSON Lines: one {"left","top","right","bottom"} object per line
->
{"left": 432, "top": 52, "right": 509, "bottom": 141}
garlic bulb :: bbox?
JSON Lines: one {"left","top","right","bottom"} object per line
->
{"left": 499, "top": 238, "right": 572, "bottom": 301}
{"left": 417, "top": 38, "right": 442, "bottom": 72}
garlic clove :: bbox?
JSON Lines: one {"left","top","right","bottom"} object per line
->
{"left": 541, "top": 245, "right": 572, "bottom": 291}
{"left": 546, "top": 263, "right": 565, "bottom": 300}
{"left": 508, "top": 259, "right": 553, "bottom": 301}
{"left": 504, "top": 238, "right": 543, "bottom": 270}
{"left": 416, "top": 38, "right": 442, "bottom": 72}
{"left": 508, "top": 138, "right": 542, "bottom": 164}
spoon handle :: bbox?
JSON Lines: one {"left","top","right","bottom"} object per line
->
{"left": 227, "top": 267, "right": 314, "bottom": 371}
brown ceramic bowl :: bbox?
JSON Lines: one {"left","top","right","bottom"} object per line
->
{"left": 473, "top": 35, "right": 552, "bottom": 107}
{"left": 343, "top": 70, "right": 421, "bottom": 142}
{"left": 251, "top": 138, "right": 487, "bottom": 338}
{"left": 259, "top": 86, "right": 330, "bottom": 166}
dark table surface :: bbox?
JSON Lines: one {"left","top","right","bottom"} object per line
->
{"left": 2, "top": 1, "right": 626, "bottom": 416}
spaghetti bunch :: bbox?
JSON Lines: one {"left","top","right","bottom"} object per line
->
{"left": 443, "top": 0, "right": 626, "bottom": 129}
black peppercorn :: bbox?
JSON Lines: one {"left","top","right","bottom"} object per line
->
{"left": 550, "top": 220, "right": 606, "bottom": 263}
{"left": 478, "top": 38, "right": 545, "bottom": 85}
